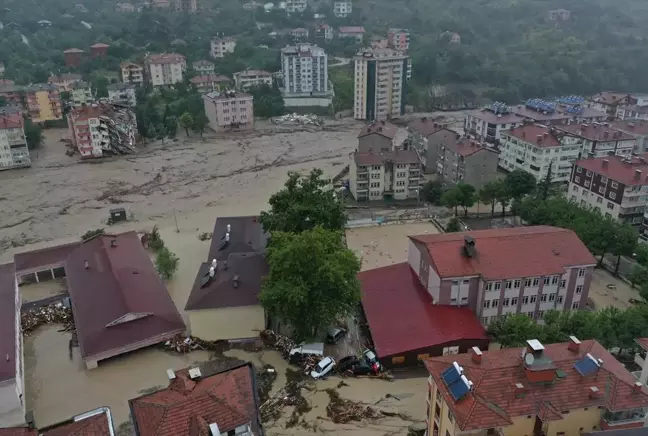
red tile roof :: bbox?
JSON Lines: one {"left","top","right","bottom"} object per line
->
{"left": 190, "top": 74, "right": 230, "bottom": 84}
{"left": 353, "top": 148, "right": 420, "bottom": 166}
{"left": 63, "top": 48, "right": 84, "bottom": 53}
{"left": 410, "top": 226, "right": 596, "bottom": 280}
{"left": 592, "top": 91, "right": 632, "bottom": 105}
{"left": 146, "top": 53, "right": 186, "bottom": 64}
{"left": 1, "top": 408, "right": 114, "bottom": 436}
{"left": 339, "top": 26, "right": 365, "bottom": 33}
{"left": 0, "top": 429, "right": 36, "bottom": 436}
{"left": 0, "top": 112, "right": 24, "bottom": 129}
{"left": 0, "top": 263, "right": 17, "bottom": 383}
{"left": 358, "top": 121, "right": 398, "bottom": 139}
{"left": 635, "top": 338, "right": 648, "bottom": 352}
{"left": 451, "top": 139, "right": 494, "bottom": 158}
{"left": 130, "top": 363, "right": 261, "bottom": 436}
{"left": 424, "top": 339, "right": 648, "bottom": 431}
{"left": 574, "top": 154, "right": 648, "bottom": 186}
{"left": 557, "top": 123, "right": 635, "bottom": 142}
{"left": 511, "top": 105, "right": 571, "bottom": 122}
{"left": 359, "top": 263, "right": 487, "bottom": 358}
{"left": 408, "top": 117, "right": 447, "bottom": 136}
{"left": 503, "top": 124, "right": 562, "bottom": 148}
{"left": 610, "top": 120, "right": 648, "bottom": 137}
{"left": 465, "top": 108, "right": 523, "bottom": 124}
{"left": 65, "top": 232, "right": 185, "bottom": 361}
{"left": 90, "top": 43, "right": 109, "bottom": 48}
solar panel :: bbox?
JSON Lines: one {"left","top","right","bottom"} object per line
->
{"left": 574, "top": 353, "right": 600, "bottom": 376}
{"left": 448, "top": 375, "right": 473, "bottom": 401}
{"left": 441, "top": 364, "right": 462, "bottom": 385}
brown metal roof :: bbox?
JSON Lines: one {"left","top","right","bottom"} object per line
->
{"left": 65, "top": 232, "right": 185, "bottom": 360}
{"left": 207, "top": 216, "right": 267, "bottom": 262}
{"left": 353, "top": 148, "right": 420, "bottom": 166}
{"left": 357, "top": 121, "right": 398, "bottom": 140}
{"left": 14, "top": 242, "right": 80, "bottom": 274}
{"left": 0, "top": 263, "right": 16, "bottom": 382}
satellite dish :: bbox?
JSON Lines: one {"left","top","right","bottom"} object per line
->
{"left": 524, "top": 353, "right": 535, "bottom": 366}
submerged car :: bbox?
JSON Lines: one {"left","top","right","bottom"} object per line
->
{"left": 311, "top": 356, "right": 336, "bottom": 379}
{"left": 337, "top": 355, "right": 360, "bottom": 373}
{"left": 363, "top": 349, "right": 382, "bottom": 374}
{"left": 326, "top": 327, "right": 347, "bottom": 344}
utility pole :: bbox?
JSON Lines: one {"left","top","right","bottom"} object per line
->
{"left": 172, "top": 200, "right": 179, "bottom": 233}
{"left": 541, "top": 160, "right": 554, "bottom": 201}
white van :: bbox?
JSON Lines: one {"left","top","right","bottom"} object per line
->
{"left": 289, "top": 342, "right": 325, "bottom": 363}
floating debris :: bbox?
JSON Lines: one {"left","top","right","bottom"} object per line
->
{"left": 198, "top": 232, "right": 213, "bottom": 241}
{"left": 21, "top": 302, "right": 74, "bottom": 335}
{"left": 324, "top": 388, "right": 384, "bottom": 424}
{"left": 271, "top": 113, "right": 322, "bottom": 126}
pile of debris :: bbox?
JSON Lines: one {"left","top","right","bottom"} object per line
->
{"left": 261, "top": 329, "right": 296, "bottom": 357}
{"left": 162, "top": 334, "right": 228, "bottom": 353}
{"left": 271, "top": 113, "right": 322, "bottom": 126}
{"left": 324, "top": 389, "right": 383, "bottom": 424}
{"left": 198, "top": 232, "right": 213, "bottom": 241}
{"left": 256, "top": 364, "right": 278, "bottom": 404}
{"left": 260, "top": 380, "right": 313, "bottom": 423}
{"left": 21, "top": 302, "right": 74, "bottom": 336}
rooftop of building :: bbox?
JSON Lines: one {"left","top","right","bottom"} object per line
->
{"left": 25, "top": 83, "right": 59, "bottom": 92}
{"left": 145, "top": 52, "right": 186, "bottom": 64}
{"left": 591, "top": 91, "right": 632, "bottom": 105}
{"left": 610, "top": 120, "right": 648, "bottom": 136}
{"left": 291, "top": 27, "right": 308, "bottom": 32}
{"left": 69, "top": 81, "right": 90, "bottom": 90}
{"left": 410, "top": 226, "right": 596, "bottom": 280}
{"left": 192, "top": 59, "right": 215, "bottom": 67}
{"left": 339, "top": 26, "right": 365, "bottom": 33}
{"left": 358, "top": 120, "right": 398, "bottom": 139}
{"left": 65, "top": 231, "right": 186, "bottom": 360}
{"left": 585, "top": 428, "right": 648, "bottom": 436}
{"left": 190, "top": 74, "right": 231, "bottom": 84}
{"left": 555, "top": 104, "right": 606, "bottom": 119}
{"left": 63, "top": 48, "right": 84, "bottom": 53}
{"left": 13, "top": 241, "right": 80, "bottom": 274}
{"left": 129, "top": 362, "right": 261, "bottom": 436}
{"left": 120, "top": 61, "right": 142, "bottom": 68}
{"left": 212, "top": 36, "right": 236, "bottom": 43}
{"left": 0, "top": 263, "right": 16, "bottom": 383}
{"left": 557, "top": 122, "right": 635, "bottom": 142}
{"left": 48, "top": 73, "right": 83, "bottom": 83}
{"left": 424, "top": 338, "right": 648, "bottom": 432}
{"left": 0, "top": 407, "right": 114, "bottom": 436}
{"left": 574, "top": 153, "right": 648, "bottom": 186}
{"left": 204, "top": 90, "right": 252, "bottom": 101}
{"left": 90, "top": 42, "right": 109, "bottom": 48}
{"left": 280, "top": 43, "right": 325, "bottom": 56}
{"left": 359, "top": 262, "right": 488, "bottom": 358}
{"left": 503, "top": 123, "right": 562, "bottom": 148}
{"left": 107, "top": 82, "right": 136, "bottom": 91}
{"left": 635, "top": 337, "right": 648, "bottom": 352}
{"left": 465, "top": 107, "right": 524, "bottom": 124}
{"left": 207, "top": 216, "right": 267, "bottom": 262}
{"left": 451, "top": 138, "right": 496, "bottom": 157}
{"left": 354, "top": 47, "right": 407, "bottom": 59}
{"left": 235, "top": 69, "right": 272, "bottom": 78}
{"left": 408, "top": 117, "right": 449, "bottom": 136}
{"left": 354, "top": 148, "right": 420, "bottom": 166}
{"left": 510, "top": 104, "right": 571, "bottom": 122}
{"left": 0, "top": 111, "right": 24, "bottom": 129}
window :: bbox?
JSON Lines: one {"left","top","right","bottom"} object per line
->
{"left": 601, "top": 176, "right": 607, "bottom": 184}
{"left": 560, "top": 279, "right": 566, "bottom": 288}
{"left": 612, "top": 181, "right": 619, "bottom": 188}
{"left": 417, "top": 353, "right": 430, "bottom": 361}
{"left": 549, "top": 293, "right": 556, "bottom": 302}
{"left": 538, "top": 310, "right": 545, "bottom": 319}
{"left": 483, "top": 300, "right": 491, "bottom": 309}
{"left": 541, "top": 294, "right": 547, "bottom": 302}
{"left": 573, "top": 186, "right": 579, "bottom": 192}
{"left": 544, "top": 276, "right": 550, "bottom": 285}
{"left": 505, "top": 280, "right": 512, "bottom": 289}
{"left": 522, "top": 296, "right": 529, "bottom": 304}
{"left": 524, "top": 278, "right": 532, "bottom": 287}
{"left": 576, "top": 167, "right": 582, "bottom": 173}
{"left": 585, "top": 181, "right": 590, "bottom": 188}
{"left": 448, "top": 411, "right": 455, "bottom": 424}
{"left": 494, "top": 282, "right": 501, "bottom": 291}
{"left": 532, "top": 277, "right": 540, "bottom": 286}
{"left": 597, "top": 197, "right": 603, "bottom": 203}
{"left": 511, "top": 297, "right": 518, "bottom": 306}
{"left": 480, "top": 316, "right": 488, "bottom": 324}
{"left": 462, "top": 279, "right": 470, "bottom": 284}
{"left": 578, "top": 268, "right": 586, "bottom": 277}
{"left": 530, "top": 295, "right": 537, "bottom": 303}
{"left": 392, "top": 356, "right": 405, "bottom": 365}
{"left": 586, "top": 170, "right": 592, "bottom": 177}
{"left": 485, "top": 282, "right": 493, "bottom": 291}
{"left": 575, "top": 176, "right": 581, "bottom": 183}
{"left": 557, "top": 295, "right": 563, "bottom": 303}
{"left": 576, "top": 285, "right": 583, "bottom": 294}
{"left": 610, "top": 192, "right": 617, "bottom": 200}
{"left": 514, "top": 279, "right": 521, "bottom": 288}
{"left": 551, "top": 276, "right": 559, "bottom": 285}
{"left": 503, "top": 298, "right": 510, "bottom": 307}
{"left": 492, "top": 299, "right": 499, "bottom": 307}
{"left": 598, "top": 186, "right": 605, "bottom": 194}
{"left": 572, "top": 301, "right": 580, "bottom": 309}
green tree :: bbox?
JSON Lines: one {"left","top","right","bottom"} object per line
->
{"left": 259, "top": 227, "right": 361, "bottom": 340}
{"left": 445, "top": 217, "right": 462, "bottom": 232}
{"left": 178, "top": 111, "right": 194, "bottom": 136}
{"left": 457, "top": 183, "right": 476, "bottom": 216}
{"left": 493, "top": 179, "right": 512, "bottom": 217}
{"left": 612, "top": 224, "right": 638, "bottom": 275}
{"left": 630, "top": 265, "right": 648, "bottom": 289}
{"left": 421, "top": 180, "right": 443, "bottom": 205}
{"left": 441, "top": 186, "right": 462, "bottom": 216}
{"left": 24, "top": 118, "right": 43, "bottom": 150}
{"left": 478, "top": 180, "right": 499, "bottom": 217}
{"left": 248, "top": 84, "right": 285, "bottom": 118}
{"left": 487, "top": 314, "right": 540, "bottom": 348}
{"left": 635, "top": 244, "right": 648, "bottom": 267}
{"left": 81, "top": 228, "right": 105, "bottom": 240}
{"left": 505, "top": 169, "right": 537, "bottom": 201}
{"left": 165, "top": 116, "right": 178, "bottom": 138}
{"left": 260, "top": 169, "right": 346, "bottom": 233}
{"left": 155, "top": 246, "right": 179, "bottom": 279}
{"left": 192, "top": 112, "right": 209, "bottom": 138}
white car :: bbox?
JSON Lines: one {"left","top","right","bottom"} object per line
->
{"left": 310, "top": 356, "right": 336, "bottom": 379}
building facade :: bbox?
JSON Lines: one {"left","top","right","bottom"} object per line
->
{"left": 611, "top": 120, "right": 648, "bottom": 153}
{"left": 285, "top": 0, "right": 307, "bottom": 13}
{"left": 47, "top": 73, "right": 83, "bottom": 92}
{"left": 353, "top": 48, "right": 409, "bottom": 121}
{"left": 63, "top": 48, "right": 84, "bottom": 67}
{"left": 67, "top": 104, "right": 137, "bottom": 158}
{"left": 25, "top": 84, "right": 62, "bottom": 123}
{"left": 0, "top": 110, "right": 30, "bottom": 170}
{"left": 388, "top": 28, "right": 410, "bottom": 51}
{"left": 210, "top": 37, "right": 237, "bottom": 58}
{"left": 190, "top": 74, "right": 231, "bottom": 94}
{"left": 338, "top": 26, "right": 365, "bottom": 43}
{"left": 464, "top": 105, "right": 523, "bottom": 145}
{"left": 107, "top": 83, "right": 137, "bottom": 107}
{"left": 315, "top": 24, "right": 334, "bottom": 41}
{"left": 90, "top": 43, "right": 109, "bottom": 58}
{"left": 349, "top": 148, "right": 422, "bottom": 201}
{"left": 557, "top": 123, "right": 636, "bottom": 158}
{"left": 333, "top": 0, "right": 352, "bottom": 17}
{"left": 569, "top": 154, "right": 648, "bottom": 227}
{"left": 589, "top": 92, "right": 635, "bottom": 118}
{"left": 408, "top": 118, "right": 457, "bottom": 173}
{"left": 203, "top": 91, "right": 254, "bottom": 132}
{"left": 70, "top": 81, "right": 93, "bottom": 107}
{"left": 192, "top": 60, "right": 215, "bottom": 75}
{"left": 357, "top": 121, "right": 397, "bottom": 153}
{"left": 437, "top": 139, "right": 499, "bottom": 190}
{"left": 145, "top": 53, "right": 186, "bottom": 87}
{"left": 120, "top": 62, "right": 144, "bottom": 85}
{"left": 234, "top": 70, "right": 273, "bottom": 90}
{"left": 281, "top": 44, "right": 328, "bottom": 94}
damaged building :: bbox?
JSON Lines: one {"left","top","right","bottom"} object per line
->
{"left": 67, "top": 103, "right": 138, "bottom": 158}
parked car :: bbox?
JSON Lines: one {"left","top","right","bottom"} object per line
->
{"left": 337, "top": 355, "right": 360, "bottom": 374}
{"left": 289, "top": 342, "right": 324, "bottom": 364}
{"left": 326, "top": 327, "right": 347, "bottom": 344}
{"left": 311, "top": 356, "right": 336, "bottom": 379}
{"left": 363, "top": 349, "right": 382, "bottom": 373}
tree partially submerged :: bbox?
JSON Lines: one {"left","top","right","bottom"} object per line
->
{"left": 259, "top": 227, "right": 361, "bottom": 340}
{"left": 155, "top": 246, "right": 179, "bottom": 279}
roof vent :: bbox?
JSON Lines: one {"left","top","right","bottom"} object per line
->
{"left": 602, "top": 159, "right": 609, "bottom": 168}
{"left": 188, "top": 367, "right": 202, "bottom": 380}
{"left": 634, "top": 381, "right": 643, "bottom": 393}
{"left": 635, "top": 169, "right": 642, "bottom": 180}
{"left": 589, "top": 386, "right": 602, "bottom": 398}
{"left": 463, "top": 236, "right": 476, "bottom": 257}
{"left": 515, "top": 382, "right": 525, "bottom": 398}
{"left": 209, "top": 266, "right": 216, "bottom": 278}
{"left": 233, "top": 275, "right": 240, "bottom": 288}
{"left": 110, "top": 239, "right": 117, "bottom": 247}
{"left": 568, "top": 336, "right": 581, "bottom": 352}
{"left": 166, "top": 369, "right": 176, "bottom": 380}
{"left": 209, "top": 423, "right": 221, "bottom": 436}
{"left": 471, "top": 346, "right": 482, "bottom": 364}
{"left": 84, "top": 260, "right": 89, "bottom": 269}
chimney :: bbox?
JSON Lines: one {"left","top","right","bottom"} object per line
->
{"left": 471, "top": 346, "right": 482, "bottom": 364}
{"left": 604, "top": 131, "right": 609, "bottom": 139}
{"left": 635, "top": 169, "right": 642, "bottom": 180}
{"left": 537, "top": 134, "right": 542, "bottom": 143}
{"left": 602, "top": 159, "right": 609, "bottom": 168}
{"left": 166, "top": 369, "right": 176, "bottom": 380}
{"left": 223, "top": 261, "right": 228, "bottom": 270}
{"left": 515, "top": 383, "right": 525, "bottom": 398}
{"left": 84, "top": 260, "right": 89, "bottom": 269}
{"left": 233, "top": 275, "right": 240, "bottom": 288}
{"left": 463, "top": 235, "right": 476, "bottom": 257}
{"left": 209, "top": 423, "right": 221, "bottom": 436}
{"left": 522, "top": 131, "right": 526, "bottom": 138}
{"left": 568, "top": 336, "right": 581, "bottom": 352}
{"left": 589, "top": 386, "right": 602, "bottom": 398}
{"left": 634, "top": 381, "right": 643, "bottom": 393}
{"left": 544, "top": 132, "right": 548, "bottom": 138}
{"left": 110, "top": 239, "right": 117, "bottom": 248}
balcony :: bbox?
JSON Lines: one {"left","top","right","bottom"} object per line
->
{"left": 601, "top": 408, "right": 648, "bottom": 430}
{"left": 635, "top": 350, "right": 646, "bottom": 368}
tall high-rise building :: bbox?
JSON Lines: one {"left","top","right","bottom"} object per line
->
{"left": 280, "top": 44, "right": 328, "bottom": 95}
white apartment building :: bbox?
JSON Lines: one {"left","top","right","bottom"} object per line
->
{"left": 499, "top": 124, "right": 580, "bottom": 182}
{"left": 210, "top": 37, "right": 236, "bottom": 59}
{"left": 280, "top": 44, "right": 328, "bottom": 95}
{"left": 203, "top": 90, "right": 254, "bottom": 132}
{"left": 556, "top": 122, "right": 636, "bottom": 158}
{"left": 145, "top": 53, "right": 186, "bottom": 87}
{"left": 234, "top": 69, "right": 272, "bottom": 90}
{"left": 70, "top": 81, "right": 93, "bottom": 107}
{"left": 349, "top": 148, "right": 422, "bottom": 201}
{"left": 120, "top": 61, "right": 144, "bottom": 85}
{"left": 333, "top": 0, "right": 352, "bottom": 17}
{"left": 285, "top": 0, "right": 307, "bottom": 13}
{"left": 464, "top": 104, "right": 523, "bottom": 145}
{"left": 192, "top": 60, "right": 215, "bottom": 75}
{"left": 353, "top": 48, "right": 409, "bottom": 121}
{"left": 0, "top": 110, "right": 30, "bottom": 170}
{"left": 107, "top": 83, "right": 137, "bottom": 107}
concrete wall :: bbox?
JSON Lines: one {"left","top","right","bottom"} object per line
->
{"left": 546, "top": 407, "right": 602, "bottom": 435}
{"left": 188, "top": 305, "right": 265, "bottom": 341}
{"left": 357, "top": 133, "right": 392, "bottom": 153}
{"left": 0, "top": 380, "right": 24, "bottom": 428}
{"left": 463, "top": 149, "right": 499, "bottom": 190}
{"left": 283, "top": 95, "right": 332, "bottom": 107}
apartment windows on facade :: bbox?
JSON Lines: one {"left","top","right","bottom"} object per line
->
{"left": 578, "top": 268, "right": 586, "bottom": 277}
{"left": 572, "top": 301, "right": 580, "bottom": 309}
{"left": 576, "top": 285, "right": 583, "bottom": 294}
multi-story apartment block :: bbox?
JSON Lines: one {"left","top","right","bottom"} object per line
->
{"left": 190, "top": 74, "right": 231, "bottom": 94}
{"left": 616, "top": 104, "right": 648, "bottom": 121}
{"left": 570, "top": 154, "right": 648, "bottom": 227}
{"left": 0, "top": 83, "right": 24, "bottom": 109}
{"left": 0, "top": 109, "right": 30, "bottom": 170}
{"left": 353, "top": 48, "right": 409, "bottom": 121}
{"left": 285, "top": 0, "right": 307, "bottom": 13}
{"left": 25, "top": 84, "right": 62, "bottom": 123}
{"left": 408, "top": 226, "right": 596, "bottom": 324}
{"left": 145, "top": 53, "right": 186, "bottom": 87}
{"left": 349, "top": 148, "right": 422, "bottom": 201}
{"left": 234, "top": 70, "right": 272, "bottom": 91}
{"left": 107, "top": 83, "right": 137, "bottom": 107}
{"left": 408, "top": 117, "right": 456, "bottom": 173}
{"left": 203, "top": 90, "right": 254, "bottom": 132}
{"left": 174, "top": 0, "right": 197, "bottom": 12}
{"left": 387, "top": 28, "right": 410, "bottom": 51}
{"left": 589, "top": 91, "right": 635, "bottom": 118}
{"left": 333, "top": 0, "right": 352, "bottom": 17}
{"left": 291, "top": 27, "right": 309, "bottom": 39}
{"left": 63, "top": 48, "right": 84, "bottom": 67}
{"left": 67, "top": 103, "right": 137, "bottom": 158}
{"left": 611, "top": 119, "right": 648, "bottom": 153}
{"left": 548, "top": 8, "right": 571, "bottom": 20}
{"left": 357, "top": 121, "right": 397, "bottom": 153}
{"left": 90, "top": 43, "right": 109, "bottom": 58}
{"left": 281, "top": 44, "right": 328, "bottom": 95}
{"left": 120, "top": 61, "right": 144, "bottom": 85}
{"left": 464, "top": 103, "right": 523, "bottom": 145}
{"left": 511, "top": 100, "right": 571, "bottom": 125}
{"left": 424, "top": 337, "right": 648, "bottom": 436}
{"left": 499, "top": 124, "right": 580, "bottom": 182}
{"left": 192, "top": 60, "right": 215, "bottom": 75}
{"left": 47, "top": 73, "right": 83, "bottom": 92}
{"left": 315, "top": 24, "right": 333, "bottom": 41}
{"left": 557, "top": 122, "right": 636, "bottom": 158}
{"left": 338, "top": 26, "right": 365, "bottom": 43}
{"left": 437, "top": 138, "right": 498, "bottom": 189}
{"left": 70, "top": 81, "right": 93, "bottom": 107}
{"left": 210, "top": 37, "right": 237, "bottom": 58}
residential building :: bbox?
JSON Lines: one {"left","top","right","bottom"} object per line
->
{"left": 67, "top": 103, "right": 137, "bottom": 158}
{"left": 338, "top": 26, "right": 365, "bottom": 43}
{"left": 617, "top": 104, "right": 648, "bottom": 121}
{"left": 437, "top": 138, "right": 499, "bottom": 189}
{"left": 203, "top": 91, "right": 254, "bottom": 132}
{"left": 291, "top": 27, "right": 309, "bottom": 39}
{"left": 315, "top": 24, "right": 333, "bottom": 41}
{"left": 589, "top": 91, "right": 635, "bottom": 118}
{"left": 174, "top": 0, "right": 197, "bottom": 12}
{"left": 611, "top": 120, "right": 648, "bottom": 153}
{"left": 408, "top": 226, "right": 596, "bottom": 324}
{"left": 357, "top": 121, "right": 397, "bottom": 153}
{"left": 0, "top": 110, "right": 30, "bottom": 170}
{"left": 129, "top": 363, "right": 263, "bottom": 436}
{"left": 570, "top": 154, "right": 648, "bottom": 227}
{"left": 359, "top": 262, "right": 488, "bottom": 368}
{"left": 349, "top": 148, "right": 422, "bottom": 201}
{"left": 587, "top": 429, "right": 648, "bottom": 436}
{"left": 281, "top": 43, "right": 328, "bottom": 95}
{"left": 464, "top": 103, "right": 523, "bottom": 145}
{"left": 424, "top": 338, "right": 648, "bottom": 436}
{"left": 69, "top": 81, "right": 93, "bottom": 107}
{"left": 25, "top": 84, "right": 62, "bottom": 123}
{"left": 120, "top": 61, "right": 144, "bottom": 85}
{"left": 89, "top": 42, "right": 109, "bottom": 58}
{"left": 107, "top": 83, "right": 137, "bottom": 107}
{"left": 633, "top": 338, "right": 648, "bottom": 385}
{"left": 555, "top": 96, "right": 607, "bottom": 123}
{"left": 370, "top": 35, "right": 389, "bottom": 49}
{"left": 185, "top": 216, "right": 267, "bottom": 341}
{"left": 2, "top": 407, "right": 116, "bottom": 435}
{"left": 0, "top": 83, "right": 23, "bottom": 109}
{"left": 0, "top": 263, "right": 24, "bottom": 427}
{"left": 333, "top": 0, "right": 352, "bottom": 17}
{"left": 65, "top": 231, "right": 185, "bottom": 369}
{"left": 387, "top": 28, "right": 410, "bottom": 51}
{"left": 499, "top": 124, "right": 580, "bottom": 182}
{"left": 191, "top": 74, "right": 231, "bottom": 94}
{"left": 285, "top": 0, "right": 307, "bottom": 13}
{"left": 511, "top": 100, "right": 571, "bottom": 125}
{"left": 192, "top": 60, "right": 215, "bottom": 75}
{"left": 548, "top": 8, "right": 571, "bottom": 20}
{"left": 353, "top": 48, "right": 409, "bottom": 121}
{"left": 557, "top": 122, "right": 636, "bottom": 158}
{"left": 408, "top": 117, "right": 457, "bottom": 173}
{"left": 13, "top": 241, "right": 80, "bottom": 285}
{"left": 234, "top": 69, "right": 273, "bottom": 91}
{"left": 144, "top": 53, "right": 186, "bottom": 87}
{"left": 210, "top": 37, "right": 237, "bottom": 58}
{"left": 116, "top": 2, "right": 136, "bottom": 12}
{"left": 63, "top": 48, "right": 84, "bottom": 67}
{"left": 47, "top": 73, "right": 83, "bottom": 92}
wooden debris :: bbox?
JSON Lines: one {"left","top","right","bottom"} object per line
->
{"left": 21, "top": 303, "right": 74, "bottom": 335}
{"left": 325, "top": 389, "right": 384, "bottom": 424}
